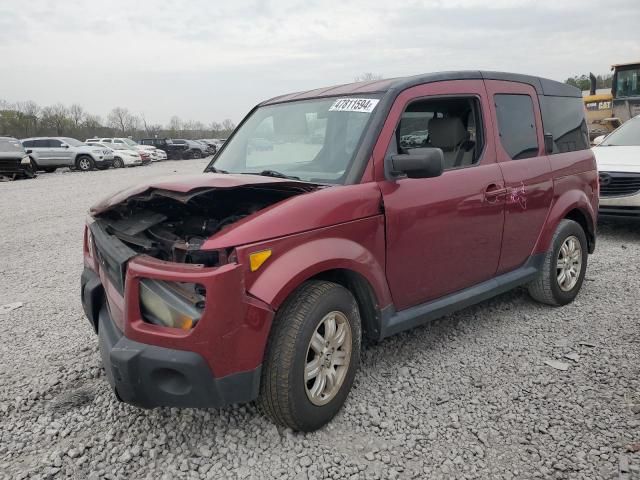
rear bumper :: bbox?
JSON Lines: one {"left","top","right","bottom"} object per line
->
{"left": 82, "top": 266, "right": 262, "bottom": 408}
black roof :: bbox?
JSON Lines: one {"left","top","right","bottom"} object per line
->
{"left": 262, "top": 70, "right": 580, "bottom": 105}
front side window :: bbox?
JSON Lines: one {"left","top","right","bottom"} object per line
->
{"left": 48, "top": 139, "right": 62, "bottom": 148}
{"left": 601, "top": 117, "right": 640, "bottom": 146}
{"left": 397, "top": 96, "right": 483, "bottom": 170}
{"left": 210, "top": 95, "right": 381, "bottom": 184}
{"left": 494, "top": 94, "right": 539, "bottom": 160}
{"left": 33, "top": 140, "right": 48, "bottom": 148}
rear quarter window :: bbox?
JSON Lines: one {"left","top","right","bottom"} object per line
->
{"left": 539, "top": 96, "right": 590, "bottom": 153}
{"left": 494, "top": 94, "right": 539, "bottom": 160}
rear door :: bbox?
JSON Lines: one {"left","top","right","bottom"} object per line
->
{"left": 484, "top": 80, "right": 553, "bottom": 273}
{"left": 48, "top": 139, "right": 73, "bottom": 166}
{"left": 32, "top": 139, "right": 52, "bottom": 165}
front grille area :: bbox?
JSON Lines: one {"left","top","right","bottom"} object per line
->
{"left": 599, "top": 206, "right": 640, "bottom": 217}
{"left": 599, "top": 172, "right": 640, "bottom": 197}
{"left": 0, "top": 158, "right": 22, "bottom": 173}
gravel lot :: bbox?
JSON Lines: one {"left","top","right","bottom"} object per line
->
{"left": 0, "top": 160, "right": 639, "bottom": 480}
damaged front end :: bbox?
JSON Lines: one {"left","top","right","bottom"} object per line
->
{"left": 92, "top": 183, "right": 316, "bottom": 267}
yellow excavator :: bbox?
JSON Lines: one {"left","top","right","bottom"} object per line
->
{"left": 583, "top": 62, "right": 640, "bottom": 141}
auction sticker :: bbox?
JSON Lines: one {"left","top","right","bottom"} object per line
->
{"left": 329, "top": 98, "right": 379, "bottom": 113}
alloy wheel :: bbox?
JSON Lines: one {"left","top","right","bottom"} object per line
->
{"left": 304, "top": 311, "right": 352, "bottom": 406}
{"left": 556, "top": 235, "right": 582, "bottom": 292}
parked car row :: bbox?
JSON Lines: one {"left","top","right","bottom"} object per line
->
{"left": 0, "top": 136, "right": 223, "bottom": 179}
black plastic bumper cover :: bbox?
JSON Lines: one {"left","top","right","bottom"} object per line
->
{"left": 81, "top": 267, "right": 262, "bottom": 409}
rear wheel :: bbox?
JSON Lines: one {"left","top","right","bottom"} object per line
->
{"left": 192, "top": 150, "right": 202, "bottom": 159}
{"left": 259, "top": 281, "right": 361, "bottom": 432}
{"left": 528, "top": 219, "right": 588, "bottom": 306}
{"left": 113, "top": 157, "right": 124, "bottom": 168}
{"left": 76, "top": 156, "right": 94, "bottom": 171}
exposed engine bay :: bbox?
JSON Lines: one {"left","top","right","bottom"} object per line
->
{"left": 94, "top": 184, "right": 314, "bottom": 266}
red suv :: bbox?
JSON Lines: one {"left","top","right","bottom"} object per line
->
{"left": 81, "top": 71, "right": 597, "bottom": 431}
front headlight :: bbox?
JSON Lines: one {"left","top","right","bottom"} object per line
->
{"left": 91, "top": 149, "right": 103, "bottom": 154}
{"left": 21, "top": 156, "right": 31, "bottom": 165}
{"left": 139, "top": 279, "right": 204, "bottom": 330}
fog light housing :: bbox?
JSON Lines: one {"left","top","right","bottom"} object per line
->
{"left": 139, "top": 279, "right": 204, "bottom": 330}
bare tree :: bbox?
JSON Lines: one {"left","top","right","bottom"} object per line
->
{"left": 107, "top": 107, "right": 131, "bottom": 135}
{"left": 15, "top": 101, "right": 40, "bottom": 137}
{"left": 168, "top": 115, "right": 182, "bottom": 135}
{"left": 69, "top": 104, "right": 85, "bottom": 128}
{"left": 221, "top": 118, "right": 235, "bottom": 134}
{"left": 354, "top": 72, "right": 384, "bottom": 82}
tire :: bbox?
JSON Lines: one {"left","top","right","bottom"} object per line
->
{"left": 259, "top": 281, "right": 361, "bottom": 432}
{"left": 192, "top": 150, "right": 202, "bottom": 159}
{"left": 76, "top": 155, "right": 94, "bottom": 172}
{"left": 113, "top": 157, "right": 124, "bottom": 168}
{"left": 528, "top": 219, "right": 588, "bottom": 306}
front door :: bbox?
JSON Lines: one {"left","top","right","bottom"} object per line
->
{"left": 376, "top": 80, "right": 506, "bottom": 310}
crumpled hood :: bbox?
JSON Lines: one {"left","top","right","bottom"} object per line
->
{"left": 593, "top": 146, "right": 640, "bottom": 173}
{"left": 90, "top": 173, "right": 320, "bottom": 215}
{"left": 90, "top": 173, "right": 382, "bottom": 251}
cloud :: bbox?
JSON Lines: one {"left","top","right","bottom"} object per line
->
{"left": 0, "top": 0, "right": 639, "bottom": 124}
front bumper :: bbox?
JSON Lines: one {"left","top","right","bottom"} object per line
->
{"left": 94, "top": 156, "right": 114, "bottom": 168}
{"left": 81, "top": 266, "right": 262, "bottom": 408}
{"left": 599, "top": 191, "right": 640, "bottom": 217}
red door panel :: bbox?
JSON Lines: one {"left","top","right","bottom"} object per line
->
{"left": 484, "top": 80, "right": 554, "bottom": 273}
{"left": 373, "top": 80, "right": 505, "bottom": 310}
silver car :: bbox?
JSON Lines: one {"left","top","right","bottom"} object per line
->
{"left": 21, "top": 137, "right": 113, "bottom": 172}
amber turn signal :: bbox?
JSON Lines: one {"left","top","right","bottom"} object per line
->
{"left": 249, "top": 249, "right": 272, "bottom": 272}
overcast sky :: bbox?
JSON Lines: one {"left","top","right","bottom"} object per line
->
{"left": 1, "top": 0, "right": 639, "bottom": 125}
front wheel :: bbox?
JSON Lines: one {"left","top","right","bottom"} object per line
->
{"left": 192, "top": 150, "right": 202, "bottom": 159}
{"left": 76, "top": 156, "right": 94, "bottom": 171}
{"left": 528, "top": 219, "right": 588, "bottom": 306}
{"left": 259, "top": 281, "right": 361, "bottom": 432}
{"left": 113, "top": 157, "right": 124, "bottom": 168}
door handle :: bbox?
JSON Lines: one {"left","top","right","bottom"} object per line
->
{"left": 484, "top": 184, "right": 508, "bottom": 201}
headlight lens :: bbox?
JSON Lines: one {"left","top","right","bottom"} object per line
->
{"left": 21, "top": 156, "right": 31, "bottom": 165}
{"left": 139, "top": 279, "right": 204, "bottom": 330}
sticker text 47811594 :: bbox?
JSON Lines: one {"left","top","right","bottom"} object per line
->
{"left": 329, "top": 98, "right": 380, "bottom": 113}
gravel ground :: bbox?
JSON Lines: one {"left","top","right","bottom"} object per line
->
{"left": 0, "top": 160, "right": 639, "bottom": 480}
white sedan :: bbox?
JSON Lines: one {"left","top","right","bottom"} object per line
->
{"left": 592, "top": 115, "right": 640, "bottom": 218}
{"left": 87, "top": 142, "right": 142, "bottom": 168}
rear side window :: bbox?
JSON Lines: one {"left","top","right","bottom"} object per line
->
{"left": 539, "top": 96, "right": 589, "bottom": 153}
{"left": 494, "top": 94, "right": 539, "bottom": 160}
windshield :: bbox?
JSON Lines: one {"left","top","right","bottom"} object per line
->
{"left": 122, "top": 138, "right": 138, "bottom": 146}
{"left": 601, "top": 117, "right": 640, "bottom": 146}
{"left": 61, "top": 137, "right": 85, "bottom": 147}
{"left": 0, "top": 138, "right": 25, "bottom": 153}
{"left": 209, "top": 95, "right": 381, "bottom": 184}
{"left": 616, "top": 67, "right": 640, "bottom": 98}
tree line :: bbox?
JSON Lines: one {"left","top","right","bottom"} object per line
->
{"left": 0, "top": 99, "right": 236, "bottom": 141}
{"left": 564, "top": 73, "right": 613, "bottom": 92}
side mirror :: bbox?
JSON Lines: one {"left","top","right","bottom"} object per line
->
{"left": 544, "top": 133, "right": 554, "bottom": 154}
{"left": 61, "top": 143, "right": 69, "bottom": 148}
{"left": 390, "top": 148, "right": 444, "bottom": 179}
{"left": 592, "top": 135, "right": 606, "bottom": 146}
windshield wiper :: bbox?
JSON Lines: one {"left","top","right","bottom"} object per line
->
{"left": 242, "top": 170, "right": 300, "bottom": 180}
{"left": 205, "top": 166, "right": 228, "bottom": 173}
